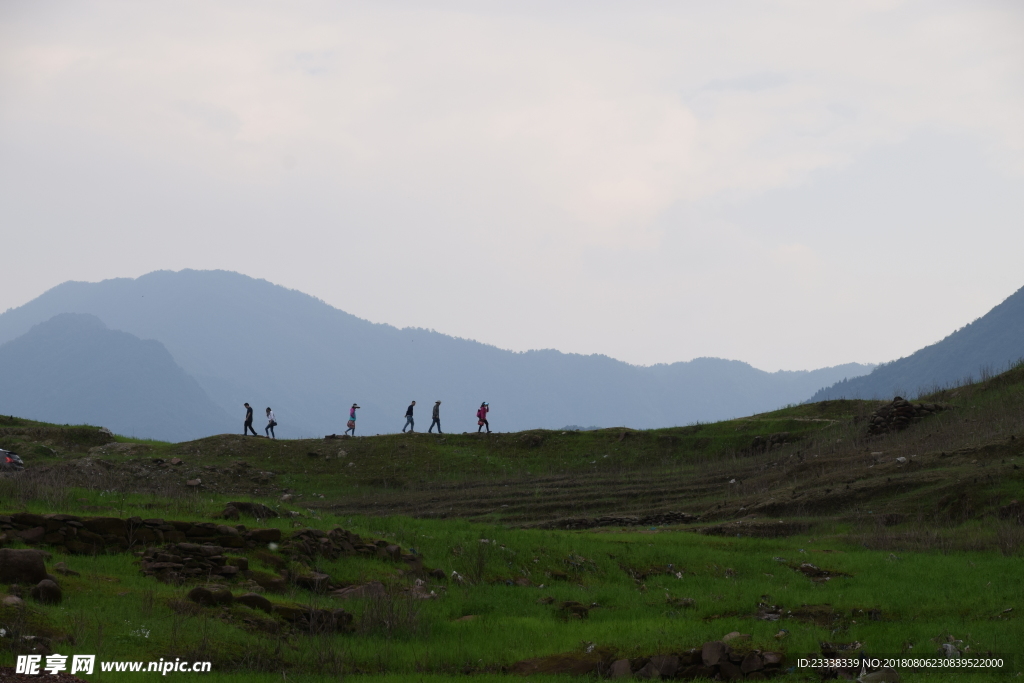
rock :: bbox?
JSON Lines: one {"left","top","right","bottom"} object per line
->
{"left": 896, "top": 456, "right": 907, "bottom": 464}
{"left": 170, "top": 457, "right": 183, "bottom": 465}
{"left": 16, "top": 527, "right": 46, "bottom": 543}
{"left": 858, "top": 667, "right": 900, "bottom": 683}
{"left": 83, "top": 517, "right": 127, "bottom": 536}
{"left": 2, "top": 595, "right": 24, "bottom": 607}
{"left": 762, "top": 652, "right": 784, "bottom": 665}
{"left": 680, "top": 665, "right": 717, "bottom": 679}
{"left": 649, "top": 655, "right": 679, "bottom": 677}
{"left": 429, "top": 568, "right": 446, "bottom": 580}
{"left": 0, "top": 548, "right": 49, "bottom": 583}
{"left": 220, "top": 506, "right": 240, "bottom": 521}
{"left": 702, "top": 641, "right": 728, "bottom": 666}
{"left": 228, "top": 501, "right": 279, "bottom": 519}
{"left": 608, "top": 659, "right": 632, "bottom": 678}
{"left": 30, "top": 579, "right": 62, "bottom": 605}
{"left": 741, "top": 652, "right": 764, "bottom": 673}
{"left": 271, "top": 604, "right": 307, "bottom": 622}
{"left": 722, "top": 631, "right": 750, "bottom": 642}
{"left": 236, "top": 592, "right": 273, "bottom": 613}
{"left": 209, "top": 586, "right": 233, "bottom": 605}
{"left": 186, "top": 479, "right": 202, "bottom": 487}
{"left": 295, "top": 572, "right": 331, "bottom": 592}
{"left": 188, "top": 586, "right": 216, "bottom": 606}
{"left": 331, "top": 581, "right": 386, "bottom": 600}
{"left": 634, "top": 661, "right": 660, "bottom": 679}
{"left": 718, "top": 659, "right": 744, "bottom": 680}
{"left": 247, "top": 528, "right": 282, "bottom": 543}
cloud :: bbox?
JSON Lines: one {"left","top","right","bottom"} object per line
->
{"left": 1, "top": 0, "right": 1022, "bottom": 370}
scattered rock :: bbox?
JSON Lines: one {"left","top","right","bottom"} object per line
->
{"left": 236, "top": 592, "right": 273, "bottom": 613}
{"left": 702, "top": 641, "right": 728, "bottom": 666}
{"left": 30, "top": 579, "right": 62, "bottom": 605}
{"left": 868, "top": 398, "right": 946, "bottom": 435}
{"left": 331, "top": 582, "right": 386, "bottom": 600}
{"left": 608, "top": 659, "right": 632, "bottom": 678}
{"left": 528, "top": 511, "right": 698, "bottom": 531}
{"left": 649, "top": 655, "right": 679, "bottom": 677}
{"left": 186, "top": 479, "right": 202, "bottom": 487}
{"left": 0, "top": 549, "right": 49, "bottom": 583}
{"left": 2, "top": 595, "right": 24, "bottom": 607}
{"left": 187, "top": 586, "right": 216, "bottom": 606}
{"left": 228, "top": 501, "right": 279, "bottom": 519}
{"left": 53, "top": 562, "right": 80, "bottom": 577}
{"left": 635, "top": 660, "right": 660, "bottom": 679}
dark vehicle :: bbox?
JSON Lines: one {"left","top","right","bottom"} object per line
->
{"left": 0, "top": 449, "right": 24, "bottom": 472}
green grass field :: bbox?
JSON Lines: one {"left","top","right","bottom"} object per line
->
{"left": 1, "top": 367, "right": 1023, "bottom": 681}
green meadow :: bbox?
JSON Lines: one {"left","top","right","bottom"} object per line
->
{"left": 1, "top": 364, "right": 1023, "bottom": 681}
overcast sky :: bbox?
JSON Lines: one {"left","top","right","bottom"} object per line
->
{"left": 2, "top": 1, "right": 1022, "bottom": 371}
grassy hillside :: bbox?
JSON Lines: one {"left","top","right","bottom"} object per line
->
{"left": 0, "top": 365, "right": 1022, "bottom": 681}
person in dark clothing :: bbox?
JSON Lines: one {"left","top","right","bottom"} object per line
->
{"left": 428, "top": 401, "right": 442, "bottom": 433}
{"left": 476, "top": 402, "right": 490, "bottom": 433}
{"left": 402, "top": 401, "right": 416, "bottom": 433}
{"left": 243, "top": 403, "right": 258, "bottom": 436}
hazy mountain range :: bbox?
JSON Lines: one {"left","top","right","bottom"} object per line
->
{"left": 0, "top": 313, "right": 232, "bottom": 441}
{"left": 0, "top": 270, "right": 874, "bottom": 441}
{"left": 810, "top": 284, "right": 1024, "bottom": 401}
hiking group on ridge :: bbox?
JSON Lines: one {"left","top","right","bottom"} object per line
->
{"left": 241, "top": 400, "right": 492, "bottom": 437}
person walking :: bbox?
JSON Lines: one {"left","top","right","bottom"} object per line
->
{"left": 476, "top": 402, "right": 490, "bottom": 433}
{"left": 402, "top": 401, "right": 416, "bottom": 433}
{"left": 265, "top": 407, "right": 277, "bottom": 439}
{"left": 345, "top": 404, "right": 359, "bottom": 436}
{"left": 428, "top": 400, "right": 442, "bottom": 433}
{"left": 243, "top": 403, "right": 259, "bottom": 436}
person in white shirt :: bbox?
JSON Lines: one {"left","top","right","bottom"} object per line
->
{"left": 265, "top": 407, "right": 277, "bottom": 439}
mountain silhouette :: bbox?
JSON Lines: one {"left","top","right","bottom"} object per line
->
{"left": 0, "top": 270, "right": 873, "bottom": 438}
{"left": 810, "top": 284, "right": 1024, "bottom": 401}
{"left": 0, "top": 313, "right": 233, "bottom": 441}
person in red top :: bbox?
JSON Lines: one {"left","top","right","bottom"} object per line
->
{"left": 476, "top": 402, "right": 490, "bottom": 433}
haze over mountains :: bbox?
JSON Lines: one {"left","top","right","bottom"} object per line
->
{"left": 0, "top": 270, "right": 873, "bottom": 441}
{"left": 810, "top": 284, "right": 1024, "bottom": 402}
{"left": 0, "top": 313, "right": 232, "bottom": 441}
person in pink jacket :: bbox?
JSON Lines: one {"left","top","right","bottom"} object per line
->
{"left": 345, "top": 404, "right": 359, "bottom": 436}
{"left": 476, "top": 402, "right": 490, "bottom": 433}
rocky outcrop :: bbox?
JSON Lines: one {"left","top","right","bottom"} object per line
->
{"left": 868, "top": 397, "right": 946, "bottom": 435}
{"left": 140, "top": 543, "right": 250, "bottom": 584}
{"left": 750, "top": 432, "right": 792, "bottom": 453}
{"left": 528, "top": 511, "right": 698, "bottom": 531}
{"left": 0, "top": 513, "right": 286, "bottom": 554}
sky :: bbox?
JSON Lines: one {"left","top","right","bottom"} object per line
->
{"left": 1, "top": 0, "right": 1022, "bottom": 372}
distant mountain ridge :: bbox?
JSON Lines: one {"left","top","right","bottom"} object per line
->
{"left": 810, "top": 284, "right": 1024, "bottom": 401}
{"left": 0, "top": 313, "right": 233, "bottom": 441}
{"left": 0, "top": 270, "right": 874, "bottom": 438}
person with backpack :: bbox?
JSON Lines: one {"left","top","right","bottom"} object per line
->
{"left": 428, "top": 401, "right": 442, "bottom": 433}
{"left": 243, "top": 403, "right": 258, "bottom": 436}
{"left": 345, "top": 404, "right": 359, "bottom": 436}
{"left": 476, "top": 402, "right": 490, "bottom": 433}
{"left": 265, "top": 407, "right": 277, "bottom": 439}
{"left": 402, "top": 401, "right": 416, "bottom": 433}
